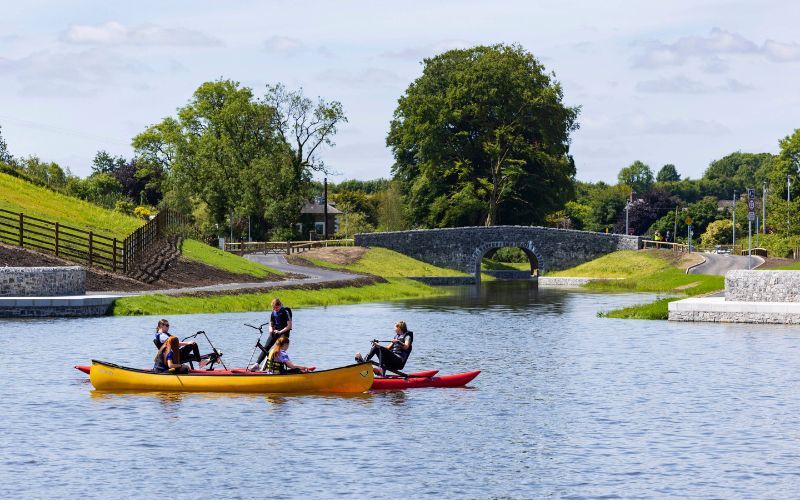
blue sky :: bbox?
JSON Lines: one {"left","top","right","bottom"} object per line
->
{"left": 1, "top": 0, "right": 798, "bottom": 183}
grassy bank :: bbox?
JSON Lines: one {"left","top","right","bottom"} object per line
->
{"left": 299, "top": 247, "right": 467, "bottom": 277}
{"left": 111, "top": 278, "right": 445, "bottom": 316}
{"left": 181, "top": 239, "right": 282, "bottom": 277}
{"left": 550, "top": 250, "right": 724, "bottom": 320}
{"left": 0, "top": 172, "right": 275, "bottom": 277}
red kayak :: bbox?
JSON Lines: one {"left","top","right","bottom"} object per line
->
{"left": 371, "top": 370, "right": 480, "bottom": 390}
{"left": 75, "top": 365, "right": 477, "bottom": 389}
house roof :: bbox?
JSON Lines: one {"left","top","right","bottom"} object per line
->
{"left": 300, "top": 202, "right": 342, "bottom": 215}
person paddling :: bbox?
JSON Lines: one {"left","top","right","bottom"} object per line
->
{"left": 153, "top": 319, "right": 206, "bottom": 369}
{"left": 264, "top": 336, "right": 314, "bottom": 374}
{"left": 153, "top": 336, "right": 190, "bottom": 374}
{"left": 355, "top": 321, "right": 413, "bottom": 376}
{"left": 255, "top": 298, "right": 293, "bottom": 368}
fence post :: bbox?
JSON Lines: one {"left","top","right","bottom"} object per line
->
{"left": 112, "top": 238, "right": 118, "bottom": 272}
{"left": 88, "top": 231, "right": 93, "bottom": 267}
{"left": 55, "top": 222, "right": 60, "bottom": 256}
{"left": 18, "top": 213, "right": 23, "bottom": 247}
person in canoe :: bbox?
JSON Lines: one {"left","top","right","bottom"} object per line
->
{"left": 355, "top": 321, "right": 413, "bottom": 376}
{"left": 255, "top": 298, "right": 293, "bottom": 368}
{"left": 153, "top": 336, "right": 191, "bottom": 374}
{"left": 153, "top": 319, "right": 206, "bottom": 368}
{"left": 264, "top": 335, "right": 314, "bottom": 374}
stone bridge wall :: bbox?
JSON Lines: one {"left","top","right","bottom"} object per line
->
{"left": 0, "top": 267, "right": 85, "bottom": 297}
{"left": 355, "top": 226, "right": 641, "bottom": 276}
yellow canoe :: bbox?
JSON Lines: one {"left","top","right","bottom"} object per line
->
{"left": 89, "top": 360, "right": 374, "bottom": 393}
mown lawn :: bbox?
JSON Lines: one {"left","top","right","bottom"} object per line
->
{"left": 111, "top": 278, "right": 446, "bottom": 316}
{"left": 181, "top": 239, "right": 282, "bottom": 277}
{"left": 302, "top": 247, "right": 468, "bottom": 277}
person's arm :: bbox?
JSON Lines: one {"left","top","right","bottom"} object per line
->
{"left": 284, "top": 359, "right": 311, "bottom": 372}
{"left": 166, "top": 352, "right": 184, "bottom": 370}
{"left": 278, "top": 318, "right": 292, "bottom": 335}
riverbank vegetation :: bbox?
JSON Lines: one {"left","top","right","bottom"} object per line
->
{"left": 550, "top": 250, "right": 724, "bottom": 320}
{"left": 110, "top": 278, "right": 445, "bottom": 316}
{"left": 292, "top": 247, "right": 467, "bottom": 277}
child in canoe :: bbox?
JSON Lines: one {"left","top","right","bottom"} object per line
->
{"left": 264, "top": 336, "right": 315, "bottom": 374}
{"left": 153, "top": 336, "right": 191, "bottom": 374}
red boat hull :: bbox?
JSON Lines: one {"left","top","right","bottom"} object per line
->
{"left": 371, "top": 370, "right": 480, "bottom": 390}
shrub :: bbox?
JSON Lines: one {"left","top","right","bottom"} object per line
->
{"left": 133, "top": 206, "right": 153, "bottom": 219}
{"left": 114, "top": 200, "right": 136, "bottom": 215}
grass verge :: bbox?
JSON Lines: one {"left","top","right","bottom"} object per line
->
{"left": 181, "top": 239, "right": 283, "bottom": 277}
{"left": 111, "top": 278, "right": 445, "bottom": 316}
{"left": 300, "top": 247, "right": 467, "bottom": 277}
{"left": 547, "top": 249, "right": 724, "bottom": 320}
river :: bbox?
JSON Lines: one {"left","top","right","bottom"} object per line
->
{"left": 3, "top": 282, "right": 800, "bottom": 498}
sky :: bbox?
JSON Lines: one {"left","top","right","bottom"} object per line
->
{"left": 0, "top": 0, "right": 798, "bottom": 184}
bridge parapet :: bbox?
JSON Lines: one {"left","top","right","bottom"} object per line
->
{"left": 355, "top": 226, "right": 641, "bottom": 278}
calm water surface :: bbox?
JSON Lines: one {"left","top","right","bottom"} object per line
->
{"left": 3, "top": 282, "right": 800, "bottom": 498}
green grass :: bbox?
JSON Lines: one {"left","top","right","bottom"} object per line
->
{"left": 481, "top": 259, "right": 530, "bottom": 271}
{"left": 0, "top": 172, "right": 141, "bottom": 238}
{"left": 546, "top": 249, "right": 724, "bottom": 320}
{"left": 0, "top": 172, "right": 275, "bottom": 277}
{"left": 548, "top": 250, "right": 677, "bottom": 279}
{"left": 111, "top": 278, "right": 446, "bottom": 316}
{"left": 181, "top": 239, "right": 282, "bottom": 277}
{"left": 761, "top": 261, "right": 800, "bottom": 270}
{"left": 302, "top": 247, "right": 468, "bottom": 277}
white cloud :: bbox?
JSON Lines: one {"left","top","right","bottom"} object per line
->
{"left": 0, "top": 48, "right": 148, "bottom": 97}
{"left": 641, "top": 119, "right": 730, "bottom": 136}
{"left": 264, "top": 36, "right": 305, "bottom": 54}
{"left": 316, "top": 67, "right": 403, "bottom": 87}
{"left": 62, "top": 21, "right": 221, "bottom": 46}
{"left": 632, "top": 28, "right": 800, "bottom": 69}
{"left": 636, "top": 76, "right": 754, "bottom": 94}
{"left": 381, "top": 39, "right": 471, "bottom": 60}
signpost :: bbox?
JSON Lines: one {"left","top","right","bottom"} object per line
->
{"left": 748, "top": 188, "right": 755, "bottom": 269}
{"left": 685, "top": 216, "right": 693, "bottom": 252}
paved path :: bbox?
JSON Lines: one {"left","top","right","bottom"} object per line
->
{"left": 87, "top": 253, "right": 361, "bottom": 296}
{"left": 688, "top": 253, "right": 764, "bottom": 275}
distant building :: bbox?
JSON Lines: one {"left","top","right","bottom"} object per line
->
{"left": 297, "top": 198, "right": 341, "bottom": 239}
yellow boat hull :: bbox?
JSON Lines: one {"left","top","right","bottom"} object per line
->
{"left": 89, "top": 360, "right": 374, "bottom": 393}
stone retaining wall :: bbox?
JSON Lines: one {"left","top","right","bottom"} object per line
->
{"left": 538, "top": 277, "right": 593, "bottom": 287}
{"left": 0, "top": 267, "right": 85, "bottom": 297}
{"left": 482, "top": 270, "right": 532, "bottom": 280}
{"left": 726, "top": 270, "right": 800, "bottom": 302}
{"left": 408, "top": 276, "right": 477, "bottom": 286}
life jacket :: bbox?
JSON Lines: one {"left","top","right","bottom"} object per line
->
{"left": 153, "top": 332, "right": 170, "bottom": 349}
{"left": 391, "top": 331, "right": 413, "bottom": 361}
{"left": 153, "top": 345, "right": 170, "bottom": 373}
{"left": 271, "top": 307, "right": 293, "bottom": 332}
{"left": 265, "top": 355, "right": 287, "bottom": 374}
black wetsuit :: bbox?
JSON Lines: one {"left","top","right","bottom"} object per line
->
{"left": 256, "top": 307, "right": 292, "bottom": 365}
{"left": 365, "top": 331, "right": 413, "bottom": 372}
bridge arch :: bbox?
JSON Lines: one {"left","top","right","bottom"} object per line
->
{"left": 470, "top": 240, "right": 545, "bottom": 279}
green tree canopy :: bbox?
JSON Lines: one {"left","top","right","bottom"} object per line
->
{"left": 0, "top": 124, "right": 12, "bottom": 165}
{"left": 387, "top": 43, "right": 579, "bottom": 227}
{"left": 702, "top": 151, "right": 774, "bottom": 198}
{"left": 617, "top": 161, "right": 653, "bottom": 194}
{"left": 656, "top": 164, "right": 681, "bottom": 183}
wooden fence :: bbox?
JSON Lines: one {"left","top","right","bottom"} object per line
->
{"left": 122, "top": 209, "right": 190, "bottom": 273}
{"left": 224, "top": 239, "right": 354, "bottom": 255}
{"left": 0, "top": 208, "right": 124, "bottom": 272}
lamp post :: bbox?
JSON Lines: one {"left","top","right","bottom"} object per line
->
{"left": 763, "top": 181, "right": 767, "bottom": 235}
{"left": 732, "top": 190, "right": 737, "bottom": 249}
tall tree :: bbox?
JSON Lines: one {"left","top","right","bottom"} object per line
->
{"left": 387, "top": 43, "right": 579, "bottom": 227}
{"left": 132, "top": 79, "right": 290, "bottom": 235}
{"left": 617, "top": 161, "right": 654, "bottom": 195}
{"left": 263, "top": 84, "right": 347, "bottom": 183}
{"left": 656, "top": 164, "right": 681, "bottom": 183}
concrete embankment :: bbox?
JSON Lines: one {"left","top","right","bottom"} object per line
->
{"left": 669, "top": 270, "right": 800, "bottom": 323}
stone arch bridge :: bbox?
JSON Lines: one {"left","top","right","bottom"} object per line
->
{"left": 355, "top": 226, "right": 642, "bottom": 279}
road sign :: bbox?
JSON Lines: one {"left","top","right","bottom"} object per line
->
{"left": 748, "top": 188, "right": 755, "bottom": 200}
{"left": 685, "top": 216, "right": 693, "bottom": 225}
{"left": 748, "top": 187, "right": 756, "bottom": 219}
{"left": 748, "top": 199, "right": 756, "bottom": 210}
{"left": 748, "top": 212, "right": 756, "bottom": 221}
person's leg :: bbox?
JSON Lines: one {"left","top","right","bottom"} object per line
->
{"left": 363, "top": 344, "right": 381, "bottom": 362}
{"left": 256, "top": 333, "right": 278, "bottom": 365}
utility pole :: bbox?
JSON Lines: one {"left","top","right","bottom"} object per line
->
{"left": 763, "top": 181, "right": 767, "bottom": 235}
{"left": 323, "top": 177, "right": 328, "bottom": 239}
{"left": 625, "top": 202, "right": 629, "bottom": 236}
{"left": 732, "top": 190, "right": 736, "bottom": 249}
{"left": 674, "top": 205, "right": 678, "bottom": 243}
{"left": 788, "top": 174, "right": 792, "bottom": 237}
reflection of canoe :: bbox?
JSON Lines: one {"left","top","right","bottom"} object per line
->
{"left": 372, "top": 370, "right": 480, "bottom": 390}
{"left": 88, "top": 360, "right": 374, "bottom": 393}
